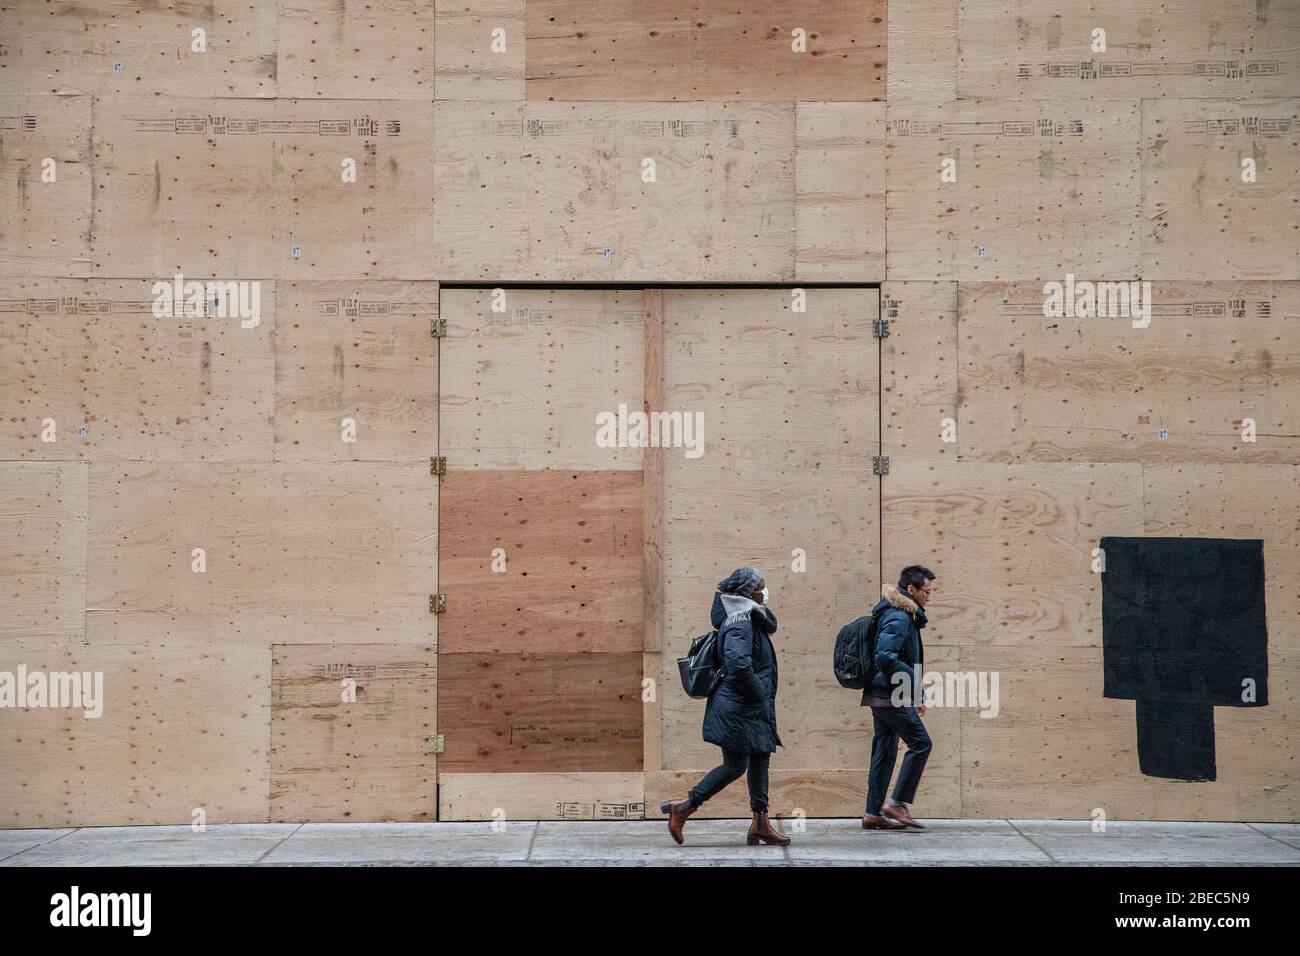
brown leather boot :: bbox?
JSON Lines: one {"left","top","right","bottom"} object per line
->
{"left": 882, "top": 801, "right": 926, "bottom": 829}
{"left": 746, "top": 811, "right": 791, "bottom": 846}
{"left": 660, "top": 798, "right": 696, "bottom": 845}
{"left": 862, "top": 813, "right": 909, "bottom": 830}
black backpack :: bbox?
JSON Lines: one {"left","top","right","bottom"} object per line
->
{"left": 833, "top": 613, "right": 879, "bottom": 689}
{"left": 677, "top": 630, "right": 726, "bottom": 699}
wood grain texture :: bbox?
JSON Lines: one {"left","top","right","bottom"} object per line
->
{"left": 87, "top": 462, "right": 436, "bottom": 645}
{"left": 882, "top": 461, "right": 1144, "bottom": 648}
{"left": 438, "top": 470, "right": 643, "bottom": 653}
{"left": 439, "top": 289, "right": 645, "bottom": 470}
{"left": 435, "top": 0, "right": 526, "bottom": 100}
{"left": 0, "top": 95, "right": 92, "bottom": 277}
{"left": 0, "top": 462, "right": 87, "bottom": 643}
{"left": 885, "top": 101, "right": 1142, "bottom": 280}
{"left": 436, "top": 652, "right": 643, "bottom": 772}
{"left": 278, "top": 0, "right": 436, "bottom": 98}
{"left": 92, "top": 97, "right": 435, "bottom": 279}
{"left": 0, "top": 1, "right": 276, "bottom": 97}
{"left": 431, "top": 101, "right": 795, "bottom": 281}
{"left": 271, "top": 643, "right": 437, "bottom": 823}
{"left": 959, "top": 0, "right": 1300, "bottom": 100}
{"left": 524, "top": 0, "right": 886, "bottom": 102}
{"left": 959, "top": 644, "right": 1298, "bottom": 821}
{"left": 958, "top": 282, "right": 1300, "bottom": 463}
{"left": 0, "top": 640, "right": 271, "bottom": 828}
{"left": 1142, "top": 98, "right": 1300, "bottom": 279}
{"left": 273, "top": 280, "right": 437, "bottom": 463}
{"left": 795, "top": 102, "right": 886, "bottom": 281}
{"left": 439, "top": 771, "right": 644, "bottom": 820}
{"left": 881, "top": 281, "right": 959, "bottom": 463}
{"left": 886, "top": 0, "right": 957, "bottom": 104}
{"left": 0, "top": 279, "right": 273, "bottom": 462}
{"left": 643, "top": 290, "right": 665, "bottom": 661}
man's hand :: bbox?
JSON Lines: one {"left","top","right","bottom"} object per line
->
{"left": 918, "top": 704, "right": 927, "bottom": 717}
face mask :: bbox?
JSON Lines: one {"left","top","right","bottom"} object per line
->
{"left": 760, "top": 587, "right": 770, "bottom": 604}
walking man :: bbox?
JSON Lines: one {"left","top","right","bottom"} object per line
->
{"left": 862, "top": 565, "right": 935, "bottom": 830}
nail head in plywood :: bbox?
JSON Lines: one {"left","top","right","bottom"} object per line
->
{"left": 880, "top": 281, "right": 959, "bottom": 463}
{"left": 0, "top": 462, "right": 87, "bottom": 643}
{"left": 86, "top": 462, "right": 436, "bottom": 645}
{"left": 885, "top": 101, "right": 1142, "bottom": 281}
{"left": 271, "top": 643, "right": 437, "bottom": 823}
{"left": 958, "top": 281, "right": 1300, "bottom": 463}
{"left": 438, "top": 289, "right": 646, "bottom": 470}
{"left": 273, "top": 280, "right": 439, "bottom": 464}
{"left": 0, "top": 279, "right": 274, "bottom": 463}
{"left": 0, "top": 96, "right": 92, "bottom": 278}
{"left": 0, "top": 640, "right": 271, "bottom": 828}
{"left": 439, "top": 470, "right": 644, "bottom": 654}
{"left": 1142, "top": 98, "right": 1300, "bottom": 280}
{"left": 434, "top": 0, "right": 526, "bottom": 101}
{"left": 92, "top": 97, "right": 435, "bottom": 279}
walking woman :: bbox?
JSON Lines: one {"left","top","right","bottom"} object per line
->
{"left": 661, "top": 567, "right": 789, "bottom": 846}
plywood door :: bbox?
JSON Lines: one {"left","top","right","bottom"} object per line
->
{"left": 654, "top": 288, "right": 882, "bottom": 818}
{"left": 436, "top": 289, "right": 647, "bottom": 820}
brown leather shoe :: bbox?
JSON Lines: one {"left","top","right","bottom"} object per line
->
{"left": 660, "top": 798, "right": 696, "bottom": 845}
{"left": 882, "top": 801, "right": 926, "bottom": 829}
{"left": 746, "top": 811, "right": 791, "bottom": 846}
{"left": 862, "top": 813, "right": 909, "bottom": 830}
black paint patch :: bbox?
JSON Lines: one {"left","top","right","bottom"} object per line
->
{"left": 1100, "top": 536, "right": 1268, "bottom": 782}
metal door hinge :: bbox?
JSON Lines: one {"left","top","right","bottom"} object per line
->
{"left": 872, "top": 456, "right": 890, "bottom": 475}
{"left": 429, "top": 593, "right": 446, "bottom": 614}
{"left": 431, "top": 318, "right": 447, "bottom": 337}
{"left": 427, "top": 734, "right": 445, "bottom": 754}
{"left": 872, "top": 318, "right": 890, "bottom": 338}
{"left": 430, "top": 456, "right": 446, "bottom": 476}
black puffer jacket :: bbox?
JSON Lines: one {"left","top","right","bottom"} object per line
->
{"left": 862, "top": 584, "right": 927, "bottom": 706}
{"left": 702, "top": 592, "right": 782, "bottom": 754}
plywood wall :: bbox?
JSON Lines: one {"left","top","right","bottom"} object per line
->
{"left": 3, "top": 1, "right": 1298, "bottom": 828}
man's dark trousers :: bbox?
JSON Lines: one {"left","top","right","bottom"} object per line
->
{"left": 866, "top": 704, "right": 932, "bottom": 815}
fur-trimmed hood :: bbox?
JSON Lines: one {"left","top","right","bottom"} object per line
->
{"left": 875, "top": 584, "right": 927, "bottom": 627}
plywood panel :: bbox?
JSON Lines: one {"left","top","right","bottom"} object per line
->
{"left": 887, "top": 0, "right": 957, "bottom": 104}
{"left": 647, "top": 766, "right": 962, "bottom": 819}
{"left": 886, "top": 101, "right": 1141, "bottom": 280}
{"left": 92, "top": 97, "right": 435, "bottom": 279}
{"left": 435, "top": 0, "right": 526, "bottom": 100}
{"left": 524, "top": 0, "right": 886, "bottom": 102}
{"left": 87, "top": 462, "right": 436, "bottom": 644}
{"left": 0, "top": 279, "right": 273, "bottom": 462}
{"left": 794, "top": 102, "right": 886, "bottom": 281}
{"left": 881, "top": 281, "right": 959, "bottom": 462}
{"left": 1142, "top": 98, "right": 1300, "bottom": 279}
{"left": 439, "top": 470, "right": 643, "bottom": 653}
{"left": 439, "top": 772, "right": 644, "bottom": 820}
{"left": 439, "top": 289, "right": 645, "bottom": 470}
{"left": 0, "top": 462, "right": 86, "bottom": 643}
{"left": 431, "top": 101, "right": 795, "bottom": 281}
{"left": 959, "top": 0, "right": 1300, "bottom": 100}
{"left": 661, "top": 289, "right": 879, "bottom": 661}
{"left": 959, "top": 644, "right": 1298, "bottom": 821}
{"left": 958, "top": 282, "right": 1300, "bottom": 463}
{"left": 0, "top": 640, "right": 270, "bottom": 828}
{"left": 437, "top": 652, "right": 643, "bottom": 772}
{"left": 271, "top": 643, "right": 437, "bottom": 823}
{"left": 278, "top": 0, "right": 436, "bottom": 98}
{"left": 0, "top": 1, "right": 276, "bottom": 97}
{"left": 273, "top": 281, "right": 437, "bottom": 463}
{"left": 882, "top": 461, "right": 1144, "bottom": 648}
{"left": 0, "top": 96, "right": 91, "bottom": 277}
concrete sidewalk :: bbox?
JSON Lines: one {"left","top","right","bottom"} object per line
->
{"left": 3, "top": 820, "right": 1298, "bottom": 866}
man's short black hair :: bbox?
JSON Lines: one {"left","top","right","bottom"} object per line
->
{"left": 899, "top": 565, "right": 935, "bottom": 592}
